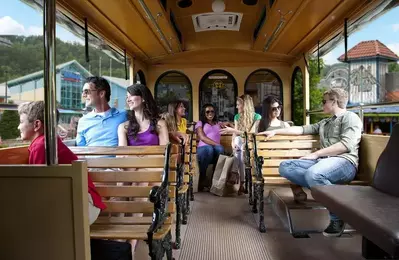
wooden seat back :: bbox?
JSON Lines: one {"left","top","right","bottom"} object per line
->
{"left": 70, "top": 145, "right": 178, "bottom": 218}
{"left": 0, "top": 161, "right": 90, "bottom": 260}
{"left": 252, "top": 135, "right": 320, "bottom": 185}
{"left": 0, "top": 145, "right": 29, "bottom": 164}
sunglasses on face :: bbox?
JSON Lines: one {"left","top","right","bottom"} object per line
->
{"left": 205, "top": 110, "right": 215, "bottom": 114}
{"left": 271, "top": 106, "right": 281, "bottom": 112}
{"left": 82, "top": 89, "right": 98, "bottom": 95}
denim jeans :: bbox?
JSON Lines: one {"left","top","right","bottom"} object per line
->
{"left": 197, "top": 145, "right": 224, "bottom": 188}
{"left": 279, "top": 157, "right": 357, "bottom": 221}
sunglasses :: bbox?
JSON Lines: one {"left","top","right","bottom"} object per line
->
{"left": 82, "top": 89, "right": 98, "bottom": 95}
{"left": 205, "top": 110, "right": 215, "bottom": 114}
{"left": 271, "top": 106, "right": 281, "bottom": 112}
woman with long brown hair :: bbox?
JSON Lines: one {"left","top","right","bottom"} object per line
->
{"left": 163, "top": 100, "right": 190, "bottom": 144}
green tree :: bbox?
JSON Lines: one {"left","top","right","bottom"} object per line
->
{"left": 0, "top": 35, "right": 126, "bottom": 83}
{"left": 292, "top": 59, "right": 326, "bottom": 125}
{"left": 292, "top": 69, "right": 304, "bottom": 126}
{"left": 308, "top": 58, "right": 326, "bottom": 124}
{"left": 0, "top": 101, "right": 20, "bottom": 140}
{"left": 389, "top": 62, "right": 399, "bottom": 73}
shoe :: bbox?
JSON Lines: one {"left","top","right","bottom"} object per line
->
{"left": 323, "top": 220, "right": 345, "bottom": 237}
{"left": 290, "top": 184, "right": 307, "bottom": 203}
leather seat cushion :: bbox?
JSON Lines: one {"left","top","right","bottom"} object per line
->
{"left": 312, "top": 185, "right": 399, "bottom": 257}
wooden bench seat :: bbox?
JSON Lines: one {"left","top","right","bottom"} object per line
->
{"left": 70, "top": 143, "right": 176, "bottom": 260}
{"left": 91, "top": 224, "right": 172, "bottom": 240}
{"left": 70, "top": 143, "right": 187, "bottom": 251}
{"left": 312, "top": 125, "right": 398, "bottom": 259}
{"left": 246, "top": 133, "right": 377, "bottom": 233}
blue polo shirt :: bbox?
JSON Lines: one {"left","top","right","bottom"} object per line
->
{"left": 76, "top": 108, "right": 127, "bottom": 147}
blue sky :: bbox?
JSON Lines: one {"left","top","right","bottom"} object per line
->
{"left": 0, "top": 0, "right": 83, "bottom": 44}
{"left": 0, "top": 0, "right": 398, "bottom": 64}
{"left": 321, "top": 7, "right": 399, "bottom": 64}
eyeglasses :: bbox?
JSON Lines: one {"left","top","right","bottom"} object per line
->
{"left": 322, "top": 99, "right": 335, "bottom": 105}
{"left": 82, "top": 89, "right": 98, "bottom": 95}
{"left": 205, "top": 110, "right": 215, "bottom": 114}
{"left": 271, "top": 106, "right": 281, "bottom": 112}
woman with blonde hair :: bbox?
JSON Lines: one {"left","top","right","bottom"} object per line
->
{"left": 220, "top": 94, "right": 261, "bottom": 194}
{"left": 163, "top": 100, "right": 189, "bottom": 144}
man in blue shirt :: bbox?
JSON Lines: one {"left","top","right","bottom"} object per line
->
{"left": 76, "top": 76, "right": 127, "bottom": 147}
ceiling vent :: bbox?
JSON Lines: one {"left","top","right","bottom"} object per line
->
{"left": 192, "top": 12, "right": 243, "bottom": 32}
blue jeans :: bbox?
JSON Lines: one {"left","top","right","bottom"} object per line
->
{"left": 197, "top": 145, "right": 224, "bottom": 189}
{"left": 279, "top": 157, "right": 356, "bottom": 221}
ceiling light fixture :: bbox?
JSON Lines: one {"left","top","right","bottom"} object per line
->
{"left": 212, "top": 0, "right": 225, "bottom": 13}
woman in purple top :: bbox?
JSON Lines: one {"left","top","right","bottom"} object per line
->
{"left": 118, "top": 84, "right": 168, "bottom": 146}
{"left": 117, "top": 83, "right": 168, "bottom": 255}
{"left": 196, "top": 104, "right": 225, "bottom": 191}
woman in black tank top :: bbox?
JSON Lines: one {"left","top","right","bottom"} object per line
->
{"left": 258, "top": 95, "right": 290, "bottom": 133}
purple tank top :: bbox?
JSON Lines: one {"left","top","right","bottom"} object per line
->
{"left": 127, "top": 126, "right": 159, "bottom": 146}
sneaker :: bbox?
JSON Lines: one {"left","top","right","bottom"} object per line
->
{"left": 323, "top": 220, "right": 345, "bottom": 237}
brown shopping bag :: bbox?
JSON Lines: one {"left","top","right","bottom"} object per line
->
{"left": 210, "top": 155, "right": 240, "bottom": 197}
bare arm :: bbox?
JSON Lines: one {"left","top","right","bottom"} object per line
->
{"left": 197, "top": 126, "right": 219, "bottom": 146}
{"left": 157, "top": 119, "right": 169, "bottom": 145}
{"left": 258, "top": 126, "right": 304, "bottom": 136}
{"left": 118, "top": 121, "right": 128, "bottom": 146}
{"left": 250, "top": 120, "right": 260, "bottom": 134}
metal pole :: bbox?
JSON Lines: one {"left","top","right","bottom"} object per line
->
{"left": 110, "top": 58, "right": 112, "bottom": 77}
{"left": 43, "top": 0, "right": 58, "bottom": 165}
{"left": 99, "top": 56, "right": 102, "bottom": 76}
{"left": 4, "top": 69, "right": 7, "bottom": 104}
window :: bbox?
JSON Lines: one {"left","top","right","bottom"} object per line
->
{"left": 155, "top": 71, "right": 193, "bottom": 121}
{"left": 244, "top": 69, "right": 283, "bottom": 116}
{"left": 312, "top": 1, "right": 399, "bottom": 132}
{"left": 199, "top": 70, "right": 238, "bottom": 122}
{"left": 291, "top": 67, "right": 304, "bottom": 126}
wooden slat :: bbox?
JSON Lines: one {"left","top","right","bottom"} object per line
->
{"left": 95, "top": 216, "right": 172, "bottom": 225}
{"left": 256, "top": 141, "right": 320, "bottom": 149}
{"left": 102, "top": 201, "right": 175, "bottom": 214}
{"left": 178, "top": 185, "right": 189, "bottom": 194}
{"left": 71, "top": 145, "right": 181, "bottom": 155}
{"left": 261, "top": 159, "right": 286, "bottom": 167}
{"left": 70, "top": 145, "right": 174, "bottom": 155}
{"left": 259, "top": 135, "right": 319, "bottom": 141}
{"left": 256, "top": 150, "right": 312, "bottom": 158}
{"left": 85, "top": 155, "right": 177, "bottom": 168}
{"left": 90, "top": 170, "right": 177, "bottom": 182}
{"left": 90, "top": 224, "right": 171, "bottom": 240}
{"left": 183, "top": 175, "right": 189, "bottom": 183}
{"left": 259, "top": 168, "right": 280, "bottom": 175}
{"left": 96, "top": 186, "right": 175, "bottom": 198}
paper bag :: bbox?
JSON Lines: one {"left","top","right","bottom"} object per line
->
{"left": 210, "top": 155, "right": 239, "bottom": 196}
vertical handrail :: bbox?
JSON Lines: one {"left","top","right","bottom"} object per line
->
{"left": 43, "top": 0, "right": 58, "bottom": 165}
